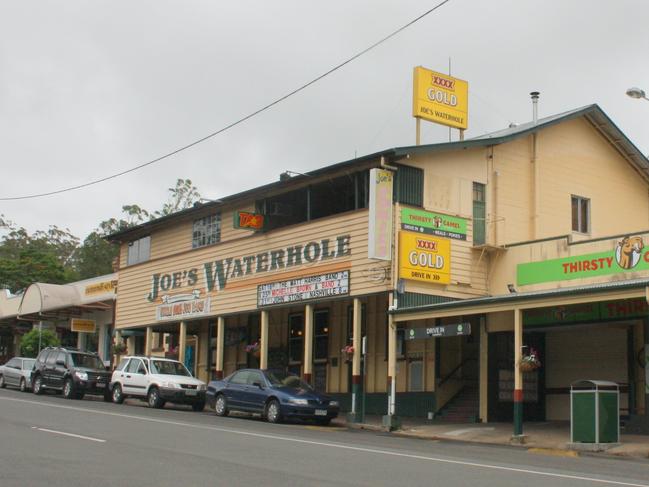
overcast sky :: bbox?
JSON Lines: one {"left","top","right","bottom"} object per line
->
{"left": 1, "top": 0, "right": 648, "bottom": 239}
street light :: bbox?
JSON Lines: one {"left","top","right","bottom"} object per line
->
{"left": 626, "top": 87, "right": 648, "bottom": 101}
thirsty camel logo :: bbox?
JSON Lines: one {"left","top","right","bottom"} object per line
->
{"left": 616, "top": 236, "right": 644, "bottom": 269}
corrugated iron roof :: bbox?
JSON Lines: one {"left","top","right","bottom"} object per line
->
{"left": 108, "top": 104, "right": 649, "bottom": 241}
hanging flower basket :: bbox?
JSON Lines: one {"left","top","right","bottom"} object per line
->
{"left": 341, "top": 345, "right": 354, "bottom": 362}
{"left": 519, "top": 347, "right": 541, "bottom": 372}
{"left": 112, "top": 341, "right": 127, "bottom": 356}
{"left": 245, "top": 341, "right": 260, "bottom": 358}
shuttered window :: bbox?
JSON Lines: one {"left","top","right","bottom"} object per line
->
{"left": 394, "top": 165, "right": 423, "bottom": 207}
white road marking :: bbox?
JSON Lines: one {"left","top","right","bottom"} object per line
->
{"left": 2, "top": 396, "right": 647, "bottom": 487}
{"left": 31, "top": 426, "right": 106, "bottom": 443}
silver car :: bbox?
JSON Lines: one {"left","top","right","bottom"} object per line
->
{"left": 0, "top": 357, "right": 36, "bottom": 392}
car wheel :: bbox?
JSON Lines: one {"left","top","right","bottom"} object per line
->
{"left": 112, "top": 384, "right": 125, "bottom": 404}
{"left": 192, "top": 401, "right": 205, "bottom": 412}
{"left": 147, "top": 387, "right": 164, "bottom": 409}
{"left": 33, "top": 375, "right": 43, "bottom": 395}
{"left": 0, "top": 375, "right": 5, "bottom": 388}
{"left": 214, "top": 394, "right": 229, "bottom": 417}
{"left": 20, "top": 378, "right": 27, "bottom": 392}
{"left": 63, "top": 379, "right": 75, "bottom": 399}
{"left": 266, "top": 399, "right": 282, "bottom": 424}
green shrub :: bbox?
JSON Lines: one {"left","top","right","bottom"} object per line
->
{"left": 20, "top": 328, "right": 60, "bottom": 357}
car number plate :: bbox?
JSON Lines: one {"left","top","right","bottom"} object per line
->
{"left": 185, "top": 389, "right": 197, "bottom": 396}
{"left": 96, "top": 383, "right": 106, "bottom": 388}
{"left": 315, "top": 409, "right": 327, "bottom": 416}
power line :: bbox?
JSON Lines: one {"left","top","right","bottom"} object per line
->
{"left": 1, "top": 0, "right": 452, "bottom": 201}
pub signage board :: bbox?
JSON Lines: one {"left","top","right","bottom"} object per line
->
{"left": 407, "top": 322, "right": 471, "bottom": 340}
{"left": 258, "top": 271, "right": 349, "bottom": 307}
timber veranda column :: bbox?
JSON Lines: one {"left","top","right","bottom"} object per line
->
{"left": 179, "top": 321, "right": 187, "bottom": 364}
{"left": 215, "top": 317, "right": 225, "bottom": 379}
{"left": 381, "top": 309, "right": 401, "bottom": 430}
{"left": 303, "top": 304, "right": 314, "bottom": 383}
{"left": 145, "top": 327, "right": 153, "bottom": 356}
{"left": 260, "top": 310, "right": 269, "bottom": 370}
{"left": 513, "top": 308, "right": 524, "bottom": 438}
{"left": 348, "top": 298, "right": 362, "bottom": 422}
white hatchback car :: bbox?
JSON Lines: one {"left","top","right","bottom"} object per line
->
{"left": 110, "top": 356, "right": 206, "bottom": 411}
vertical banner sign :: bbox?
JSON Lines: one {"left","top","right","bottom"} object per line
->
{"left": 399, "top": 231, "right": 451, "bottom": 284}
{"left": 412, "top": 66, "right": 468, "bottom": 130}
{"left": 368, "top": 168, "right": 393, "bottom": 261}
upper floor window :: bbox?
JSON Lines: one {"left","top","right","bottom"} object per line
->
{"left": 257, "top": 170, "right": 368, "bottom": 232}
{"left": 193, "top": 213, "right": 221, "bottom": 249}
{"left": 571, "top": 195, "right": 590, "bottom": 233}
{"left": 127, "top": 236, "right": 151, "bottom": 266}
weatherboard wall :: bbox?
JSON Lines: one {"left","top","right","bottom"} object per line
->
{"left": 115, "top": 209, "right": 391, "bottom": 329}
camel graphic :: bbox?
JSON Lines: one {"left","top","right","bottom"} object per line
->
{"left": 616, "top": 236, "right": 644, "bottom": 269}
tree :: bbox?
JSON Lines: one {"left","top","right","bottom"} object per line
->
{"left": 153, "top": 179, "right": 201, "bottom": 218}
{"left": 1, "top": 179, "right": 203, "bottom": 286}
{"left": 0, "top": 216, "right": 79, "bottom": 293}
{"left": 20, "top": 328, "right": 60, "bottom": 357}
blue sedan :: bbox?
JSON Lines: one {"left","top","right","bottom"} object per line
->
{"left": 206, "top": 369, "right": 339, "bottom": 425}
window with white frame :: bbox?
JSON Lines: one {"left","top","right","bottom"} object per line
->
{"left": 127, "top": 236, "right": 151, "bottom": 265}
{"left": 192, "top": 213, "right": 221, "bottom": 249}
{"left": 571, "top": 195, "right": 590, "bottom": 233}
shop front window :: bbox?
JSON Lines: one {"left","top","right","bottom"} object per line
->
{"left": 314, "top": 310, "right": 329, "bottom": 361}
{"left": 288, "top": 314, "right": 304, "bottom": 363}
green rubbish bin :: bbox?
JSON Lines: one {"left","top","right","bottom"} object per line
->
{"left": 570, "top": 380, "right": 619, "bottom": 444}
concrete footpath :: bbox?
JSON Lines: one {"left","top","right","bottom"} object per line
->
{"left": 334, "top": 416, "right": 649, "bottom": 460}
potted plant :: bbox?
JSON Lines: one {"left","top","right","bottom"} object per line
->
{"left": 245, "top": 341, "right": 260, "bottom": 358}
{"left": 519, "top": 347, "right": 541, "bottom": 372}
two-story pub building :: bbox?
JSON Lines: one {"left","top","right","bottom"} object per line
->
{"left": 109, "top": 104, "right": 649, "bottom": 435}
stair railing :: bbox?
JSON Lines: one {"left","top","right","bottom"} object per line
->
{"left": 437, "top": 353, "right": 478, "bottom": 388}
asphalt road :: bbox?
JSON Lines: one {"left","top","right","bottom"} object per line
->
{"left": 1, "top": 388, "right": 648, "bottom": 487}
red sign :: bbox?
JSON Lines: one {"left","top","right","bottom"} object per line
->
{"left": 235, "top": 212, "right": 264, "bottom": 230}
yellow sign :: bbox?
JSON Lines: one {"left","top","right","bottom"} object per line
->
{"left": 412, "top": 66, "right": 468, "bottom": 130}
{"left": 399, "top": 231, "right": 451, "bottom": 284}
{"left": 85, "top": 280, "right": 117, "bottom": 296}
{"left": 71, "top": 319, "right": 96, "bottom": 333}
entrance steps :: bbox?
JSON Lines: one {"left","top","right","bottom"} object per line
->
{"left": 435, "top": 385, "right": 479, "bottom": 423}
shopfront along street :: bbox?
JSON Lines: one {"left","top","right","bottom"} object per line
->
{"left": 2, "top": 3, "right": 649, "bottom": 485}
{"left": 1, "top": 388, "right": 648, "bottom": 487}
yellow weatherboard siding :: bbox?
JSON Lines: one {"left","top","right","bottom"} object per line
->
{"left": 115, "top": 210, "right": 391, "bottom": 328}
{"left": 412, "top": 66, "right": 468, "bottom": 129}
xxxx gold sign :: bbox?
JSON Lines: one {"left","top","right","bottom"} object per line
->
{"left": 399, "top": 231, "right": 451, "bottom": 284}
{"left": 413, "top": 66, "right": 468, "bottom": 130}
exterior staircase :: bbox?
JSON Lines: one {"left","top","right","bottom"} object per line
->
{"left": 435, "top": 384, "right": 479, "bottom": 423}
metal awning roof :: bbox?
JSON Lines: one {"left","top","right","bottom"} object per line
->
{"left": 391, "top": 277, "right": 649, "bottom": 320}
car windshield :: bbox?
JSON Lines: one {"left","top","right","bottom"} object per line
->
{"left": 23, "top": 359, "right": 36, "bottom": 370}
{"left": 265, "top": 370, "right": 312, "bottom": 390}
{"left": 150, "top": 360, "right": 191, "bottom": 376}
{"left": 69, "top": 353, "right": 103, "bottom": 369}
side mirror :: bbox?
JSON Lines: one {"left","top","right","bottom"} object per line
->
{"left": 252, "top": 381, "right": 264, "bottom": 389}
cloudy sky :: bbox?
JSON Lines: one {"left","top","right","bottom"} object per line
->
{"left": 1, "top": 0, "right": 648, "bottom": 239}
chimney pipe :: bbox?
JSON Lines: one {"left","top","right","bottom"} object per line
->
{"left": 530, "top": 91, "right": 540, "bottom": 124}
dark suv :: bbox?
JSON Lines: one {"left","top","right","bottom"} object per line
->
{"left": 31, "top": 347, "right": 112, "bottom": 401}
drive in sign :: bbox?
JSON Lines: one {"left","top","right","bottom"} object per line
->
{"left": 407, "top": 323, "right": 471, "bottom": 339}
